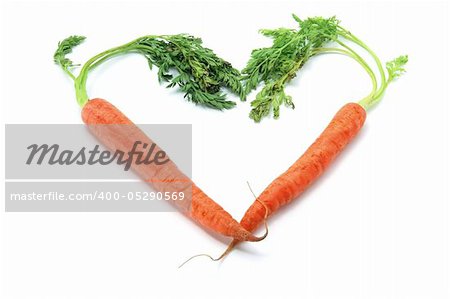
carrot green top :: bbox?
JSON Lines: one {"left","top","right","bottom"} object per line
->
{"left": 241, "top": 14, "right": 408, "bottom": 122}
{"left": 54, "top": 34, "right": 244, "bottom": 109}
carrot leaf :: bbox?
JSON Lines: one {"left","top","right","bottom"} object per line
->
{"left": 242, "top": 15, "right": 339, "bottom": 121}
{"left": 243, "top": 14, "right": 408, "bottom": 120}
{"left": 250, "top": 82, "right": 294, "bottom": 122}
{"left": 386, "top": 55, "right": 408, "bottom": 82}
{"left": 56, "top": 34, "right": 242, "bottom": 109}
{"left": 53, "top": 35, "right": 86, "bottom": 79}
{"left": 133, "top": 35, "right": 240, "bottom": 110}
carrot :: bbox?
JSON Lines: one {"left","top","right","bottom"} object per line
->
{"left": 240, "top": 102, "right": 365, "bottom": 232}
{"left": 178, "top": 103, "right": 365, "bottom": 265}
{"left": 183, "top": 102, "right": 362, "bottom": 259}
{"left": 54, "top": 35, "right": 268, "bottom": 241}
{"left": 83, "top": 99, "right": 266, "bottom": 242}
{"left": 215, "top": 16, "right": 408, "bottom": 259}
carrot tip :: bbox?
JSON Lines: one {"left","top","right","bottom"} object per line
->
{"left": 179, "top": 182, "right": 271, "bottom": 268}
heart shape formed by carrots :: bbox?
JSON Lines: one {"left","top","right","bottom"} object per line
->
{"left": 54, "top": 14, "right": 407, "bottom": 262}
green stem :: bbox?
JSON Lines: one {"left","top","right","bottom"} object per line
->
{"left": 313, "top": 47, "right": 378, "bottom": 103}
{"left": 74, "top": 36, "right": 161, "bottom": 107}
{"left": 62, "top": 67, "right": 76, "bottom": 80}
{"left": 88, "top": 49, "right": 130, "bottom": 70}
{"left": 333, "top": 41, "right": 378, "bottom": 97}
{"left": 339, "top": 27, "right": 386, "bottom": 87}
{"left": 74, "top": 47, "right": 131, "bottom": 107}
{"left": 336, "top": 27, "right": 391, "bottom": 109}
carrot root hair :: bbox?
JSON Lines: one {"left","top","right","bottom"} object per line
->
{"left": 246, "top": 181, "right": 269, "bottom": 241}
{"left": 178, "top": 182, "right": 269, "bottom": 268}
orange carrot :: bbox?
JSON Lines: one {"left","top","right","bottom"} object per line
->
{"left": 54, "top": 36, "right": 267, "bottom": 243}
{"left": 243, "top": 103, "right": 365, "bottom": 230}
{"left": 218, "top": 18, "right": 408, "bottom": 257}
{"left": 211, "top": 103, "right": 366, "bottom": 253}
{"left": 82, "top": 98, "right": 265, "bottom": 242}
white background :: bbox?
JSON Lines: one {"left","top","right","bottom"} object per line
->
{"left": 1, "top": 0, "right": 449, "bottom": 298}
